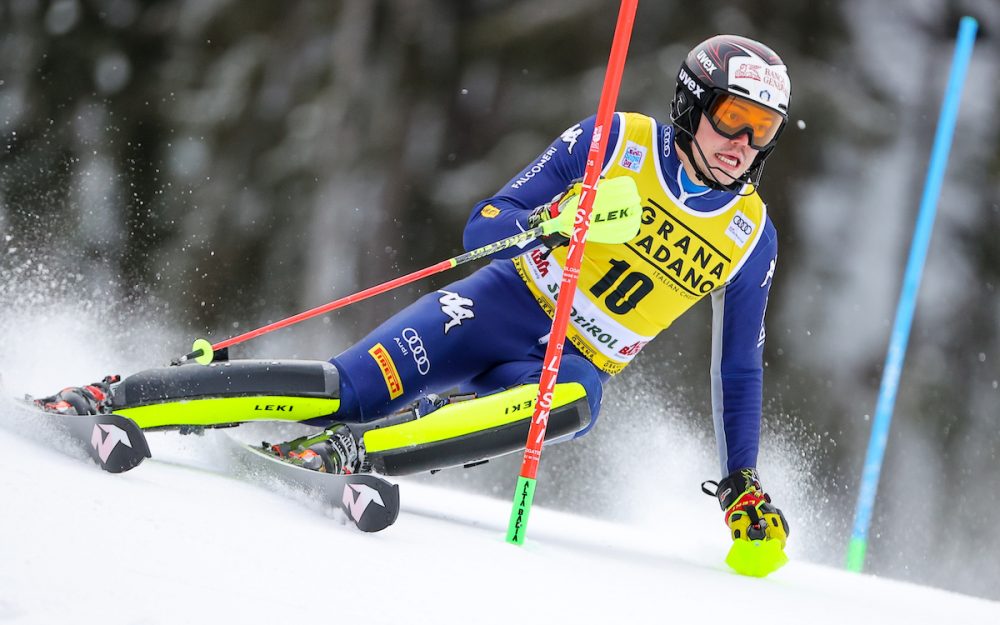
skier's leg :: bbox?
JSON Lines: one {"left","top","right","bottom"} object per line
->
{"left": 64, "top": 261, "right": 547, "bottom": 432}
{"left": 34, "top": 262, "right": 608, "bottom": 476}
{"left": 330, "top": 260, "right": 555, "bottom": 422}
{"left": 104, "top": 360, "right": 343, "bottom": 429}
{"left": 358, "top": 351, "right": 609, "bottom": 475}
{"left": 274, "top": 261, "right": 567, "bottom": 473}
{"left": 464, "top": 351, "right": 608, "bottom": 439}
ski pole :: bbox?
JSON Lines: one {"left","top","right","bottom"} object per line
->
{"left": 177, "top": 224, "right": 545, "bottom": 365}
{"left": 506, "top": 0, "right": 638, "bottom": 545}
{"left": 846, "top": 16, "right": 978, "bottom": 573}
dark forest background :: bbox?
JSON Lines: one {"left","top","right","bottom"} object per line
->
{"left": 2, "top": 0, "right": 998, "bottom": 601}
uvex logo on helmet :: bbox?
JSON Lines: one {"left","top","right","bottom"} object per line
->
{"left": 695, "top": 49, "right": 719, "bottom": 74}
{"left": 678, "top": 67, "right": 705, "bottom": 100}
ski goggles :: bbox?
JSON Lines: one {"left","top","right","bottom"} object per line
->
{"left": 705, "top": 93, "right": 786, "bottom": 150}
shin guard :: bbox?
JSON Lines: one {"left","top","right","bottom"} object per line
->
{"left": 363, "top": 383, "right": 590, "bottom": 476}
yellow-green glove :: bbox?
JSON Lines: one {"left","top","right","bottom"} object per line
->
{"left": 703, "top": 468, "right": 790, "bottom": 577}
{"left": 528, "top": 176, "right": 641, "bottom": 248}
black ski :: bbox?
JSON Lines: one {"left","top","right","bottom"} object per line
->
{"left": 229, "top": 438, "right": 400, "bottom": 533}
{"left": 13, "top": 403, "right": 151, "bottom": 473}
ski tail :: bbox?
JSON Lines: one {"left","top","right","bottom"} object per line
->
{"left": 228, "top": 437, "right": 400, "bottom": 533}
{"left": 8, "top": 399, "right": 152, "bottom": 473}
{"left": 63, "top": 413, "right": 151, "bottom": 473}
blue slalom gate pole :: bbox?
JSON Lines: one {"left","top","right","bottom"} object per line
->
{"left": 846, "top": 16, "right": 978, "bottom": 573}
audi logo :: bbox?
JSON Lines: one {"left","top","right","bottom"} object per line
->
{"left": 402, "top": 327, "right": 430, "bottom": 375}
{"left": 732, "top": 214, "right": 753, "bottom": 236}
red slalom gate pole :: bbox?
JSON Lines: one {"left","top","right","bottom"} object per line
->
{"left": 506, "top": 0, "right": 638, "bottom": 545}
{"left": 176, "top": 224, "right": 544, "bottom": 364}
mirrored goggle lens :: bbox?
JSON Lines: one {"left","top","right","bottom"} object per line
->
{"left": 708, "top": 94, "right": 785, "bottom": 149}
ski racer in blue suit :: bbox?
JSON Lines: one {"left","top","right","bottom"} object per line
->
{"left": 38, "top": 35, "right": 791, "bottom": 555}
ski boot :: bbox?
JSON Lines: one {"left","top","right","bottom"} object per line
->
{"left": 32, "top": 375, "right": 120, "bottom": 416}
{"left": 265, "top": 424, "right": 362, "bottom": 474}
{"left": 263, "top": 394, "right": 458, "bottom": 474}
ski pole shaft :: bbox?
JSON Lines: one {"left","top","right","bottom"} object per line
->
{"left": 846, "top": 16, "right": 977, "bottom": 573}
{"left": 177, "top": 225, "right": 544, "bottom": 363}
{"left": 506, "top": 0, "right": 638, "bottom": 545}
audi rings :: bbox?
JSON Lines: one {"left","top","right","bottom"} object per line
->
{"left": 402, "top": 327, "right": 430, "bottom": 375}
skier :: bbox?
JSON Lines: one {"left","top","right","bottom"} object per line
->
{"left": 37, "top": 35, "right": 790, "bottom": 552}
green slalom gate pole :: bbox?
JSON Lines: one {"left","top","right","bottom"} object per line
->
{"left": 506, "top": 0, "right": 638, "bottom": 545}
{"left": 846, "top": 16, "right": 978, "bottom": 572}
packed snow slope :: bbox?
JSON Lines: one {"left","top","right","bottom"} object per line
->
{"left": 0, "top": 405, "right": 996, "bottom": 625}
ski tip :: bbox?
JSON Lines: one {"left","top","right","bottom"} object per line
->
{"left": 725, "top": 538, "right": 789, "bottom": 578}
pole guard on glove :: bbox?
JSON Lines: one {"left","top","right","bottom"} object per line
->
{"left": 702, "top": 467, "right": 790, "bottom": 577}
{"left": 528, "top": 176, "right": 641, "bottom": 249}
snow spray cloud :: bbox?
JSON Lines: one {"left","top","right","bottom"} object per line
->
{"left": 592, "top": 369, "right": 837, "bottom": 564}
{"left": 0, "top": 239, "right": 183, "bottom": 396}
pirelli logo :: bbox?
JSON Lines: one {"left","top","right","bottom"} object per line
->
{"left": 368, "top": 343, "right": 403, "bottom": 399}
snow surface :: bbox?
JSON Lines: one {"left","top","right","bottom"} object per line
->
{"left": 1, "top": 404, "right": 997, "bottom": 625}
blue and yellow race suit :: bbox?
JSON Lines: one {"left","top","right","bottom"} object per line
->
{"left": 332, "top": 112, "right": 777, "bottom": 476}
